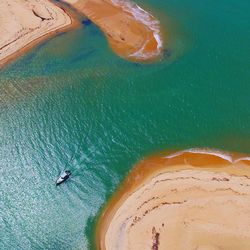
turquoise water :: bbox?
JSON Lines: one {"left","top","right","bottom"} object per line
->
{"left": 0, "top": 0, "right": 250, "bottom": 249}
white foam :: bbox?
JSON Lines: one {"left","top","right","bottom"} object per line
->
{"left": 164, "top": 148, "right": 250, "bottom": 165}
{"left": 164, "top": 148, "right": 234, "bottom": 163}
{"left": 234, "top": 157, "right": 250, "bottom": 163}
{"left": 110, "top": 0, "right": 163, "bottom": 59}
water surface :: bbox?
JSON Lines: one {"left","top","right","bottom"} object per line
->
{"left": 0, "top": 0, "right": 250, "bottom": 249}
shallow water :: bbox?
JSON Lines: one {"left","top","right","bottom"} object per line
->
{"left": 0, "top": 0, "right": 250, "bottom": 249}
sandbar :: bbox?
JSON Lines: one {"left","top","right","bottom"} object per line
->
{"left": 0, "top": 0, "right": 76, "bottom": 67}
{"left": 97, "top": 148, "right": 250, "bottom": 250}
{"left": 63, "top": 0, "right": 163, "bottom": 61}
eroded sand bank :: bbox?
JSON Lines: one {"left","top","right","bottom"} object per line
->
{"left": 97, "top": 149, "right": 250, "bottom": 250}
{"left": 0, "top": 0, "right": 74, "bottom": 67}
{"left": 63, "top": 0, "right": 163, "bottom": 61}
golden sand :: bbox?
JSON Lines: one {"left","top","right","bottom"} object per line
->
{"left": 0, "top": 0, "right": 163, "bottom": 66}
{"left": 63, "top": 0, "right": 163, "bottom": 61}
{"left": 97, "top": 149, "right": 250, "bottom": 250}
{"left": 0, "top": 0, "right": 78, "bottom": 67}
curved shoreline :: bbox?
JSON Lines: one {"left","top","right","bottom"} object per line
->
{"left": 0, "top": 0, "right": 163, "bottom": 67}
{"left": 63, "top": 0, "right": 163, "bottom": 61}
{"left": 97, "top": 149, "right": 250, "bottom": 250}
{"left": 0, "top": 0, "right": 79, "bottom": 68}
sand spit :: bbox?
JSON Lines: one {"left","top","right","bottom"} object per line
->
{"left": 0, "top": 0, "right": 74, "bottom": 67}
{"left": 97, "top": 149, "right": 250, "bottom": 250}
{"left": 63, "top": 0, "right": 163, "bottom": 61}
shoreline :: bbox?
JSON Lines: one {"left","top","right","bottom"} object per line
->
{"left": 0, "top": 0, "right": 80, "bottom": 69}
{"left": 0, "top": 0, "right": 164, "bottom": 67}
{"left": 63, "top": 0, "right": 163, "bottom": 62}
{"left": 96, "top": 148, "right": 250, "bottom": 249}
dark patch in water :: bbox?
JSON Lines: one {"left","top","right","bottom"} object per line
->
{"left": 163, "top": 49, "right": 172, "bottom": 58}
{"left": 88, "top": 25, "right": 103, "bottom": 38}
{"left": 55, "top": 31, "right": 67, "bottom": 38}
{"left": 82, "top": 19, "right": 92, "bottom": 26}
{"left": 133, "top": 63, "right": 141, "bottom": 67}
{"left": 69, "top": 49, "right": 96, "bottom": 63}
{"left": 11, "top": 41, "right": 48, "bottom": 68}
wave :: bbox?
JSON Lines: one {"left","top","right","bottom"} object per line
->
{"left": 164, "top": 148, "right": 250, "bottom": 164}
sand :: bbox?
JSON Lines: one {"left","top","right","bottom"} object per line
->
{"left": 0, "top": 0, "right": 74, "bottom": 67}
{"left": 97, "top": 149, "right": 250, "bottom": 250}
{"left": 63, "top": 0, "right": 163, "bottom": 61}
{"left": 0, "top": 0, "right": 163, "bottom": 66}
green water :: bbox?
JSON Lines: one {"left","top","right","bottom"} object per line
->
{"left": 0, "top": 0, "right": 250, "bottom": 249}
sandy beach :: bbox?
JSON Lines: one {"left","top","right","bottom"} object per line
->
{"left": 0, "top": 0, "right": 75, "bottom": 67}
{"left": 0, "top": 0, "right": 163, "bottom": 66}
{"left": 97, "top": 149, "right": 250, "bottom": 250}
{"left": 63, "top": 0, "right": 163, "bottom": 61}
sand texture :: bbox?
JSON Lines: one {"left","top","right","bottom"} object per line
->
{"left": 97, "top": 149, "right": 250, "bottom": 250}
{"left": 0, "top": 0, "right": 72, "bottom": 67}
{"left": 64, "top": 0, "right": 163, "bottom": 61}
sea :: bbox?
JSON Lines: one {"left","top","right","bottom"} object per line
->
{"left": 0, "top": 0, "right": 249, "bottom": 249}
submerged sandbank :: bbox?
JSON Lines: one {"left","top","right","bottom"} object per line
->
{"left": 0, "top": 0, "right": 77, "bottom": 67}
{"left": 63, "top": 0, "right": 163, "bottom": 61}
{"left": 97, "top": 149, "right": 250, "bottom": 250}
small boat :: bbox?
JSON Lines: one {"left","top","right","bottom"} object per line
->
{"left": 56, "top": 170, "right": 71, "bottom": 186}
